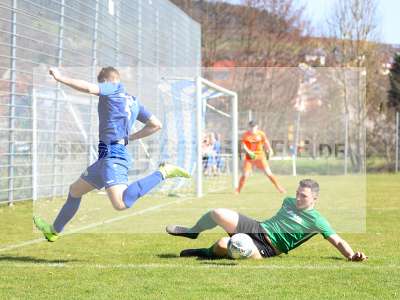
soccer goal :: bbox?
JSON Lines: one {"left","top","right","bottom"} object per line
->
{"left": 158, "top": 76, "right": 239, "bottom": 197}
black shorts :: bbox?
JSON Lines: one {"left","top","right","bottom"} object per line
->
{"left": 233, "top": 214, "right": 277, "bottom": 258}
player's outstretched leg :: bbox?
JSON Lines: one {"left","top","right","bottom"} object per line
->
{"left": 180, "top": 247, "right": 214, "bottom": 258}
{"left": 180, "top": 237, "right": 230, "bottom": 259}
{"left": 166, "top": 225, "right": 199, "bottom": 239}
{"left": 34, "top": 194, "right": 80, "bottom": 241}
{"left": 33, "top": 178, "right": 94, "bottom": 242}
{"left": 121, "top": 163, "right": 190, "bottom": 209}
{"left": 166, "top": 210, "right": 219, "bottom": 239}
{"left": 166, "top": 208, "right": 238, "bottom": 239}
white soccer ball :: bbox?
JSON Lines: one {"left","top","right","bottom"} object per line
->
{"left": 227, "top": 233, "right": 255, "bottom": 259}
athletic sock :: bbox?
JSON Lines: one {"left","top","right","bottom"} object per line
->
{"left": 197, "top": 246, "right": 215, "bottom": 258}
{"left": 53, "top": 193, "right": 82, "bottom": 233}
{"left": 180, "top": 246, "right": 215, "bottom": 258}
{"left": 122, "top": 171, "right": 163, "bottom": 208}
{"left": 189, "top": 211, "right": 217, "bottom": 233}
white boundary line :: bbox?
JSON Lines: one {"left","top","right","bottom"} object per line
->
{"left": 1, "top": 263, "right": 399, "bottom": 270}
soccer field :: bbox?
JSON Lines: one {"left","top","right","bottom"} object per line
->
{"left": 0, "top": 174, "right": 399, "bottom": 299}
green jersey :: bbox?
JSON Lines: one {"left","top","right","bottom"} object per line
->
{"left": 260, "top": 197, "right": 335, "bottom": 254}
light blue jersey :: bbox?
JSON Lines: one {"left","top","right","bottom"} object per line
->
{"left": 81, "top": 82, "right": 152, "bottom": 189}
{"left": 98, "top": 82, "right": 151, "bottom": 144}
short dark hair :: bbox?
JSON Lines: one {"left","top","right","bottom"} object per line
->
{"left": 299, "top": 179, "right": 320, "bottom": 198}
{"left": 97, "top": 66, "right": 120, "bottom": 83}
{"left": 248, "top": 120, "right": 257, "bottom": 127}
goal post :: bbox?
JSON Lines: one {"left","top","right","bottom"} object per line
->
{"left": 195, "top": 76, "right": 238, "bottom": 197}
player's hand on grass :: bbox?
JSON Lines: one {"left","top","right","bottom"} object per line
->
{"left": 350, "top": 251, "right": 367, "bottom": 262}
{"left": 49, "top": 67, "right": 61, "bottom": 81}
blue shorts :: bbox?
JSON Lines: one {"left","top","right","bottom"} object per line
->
{"left": 81, "top": 143, "right": 131, "bottom": 189}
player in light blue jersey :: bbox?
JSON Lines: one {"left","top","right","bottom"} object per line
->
{"left": 34, "top": 67, "right": 190, "bottom": 242}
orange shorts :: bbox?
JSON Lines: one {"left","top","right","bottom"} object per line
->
{"left": 243, "top": 157, "right": 269, "bottom": 173}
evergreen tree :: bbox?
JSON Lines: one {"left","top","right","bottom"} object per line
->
{"left": 388, "top": 52, "right": 400, "bottom": 111}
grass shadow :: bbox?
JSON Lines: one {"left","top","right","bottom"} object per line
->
{"left": 157, "top": 253, "right": 180, "bottom": 259}
{"left": 157, "top": 253, "right": 234, "bottom": 264}
{"left": 0, "top": 255, "right": 80, "bottom": 264}
{"left": 323, "top": 256, "right": 344, "bottom": 261}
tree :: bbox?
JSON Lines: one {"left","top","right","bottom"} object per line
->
{"left": 388, "top": 53, "right": 400, "bottom": 112}
{"left": 326, "top": 0, "right": 381, "bottom": 172}
{"left": 170, "top": 0, "right": 311, "bottom": 131}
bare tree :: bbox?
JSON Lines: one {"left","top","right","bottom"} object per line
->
{"left": 171, "top": 0, "right": 311, "bottom": 121}
{"left": 326, "top": 0, "right": 381, "bottom": 172}
{"left": 229, "top": 0, "right": 311, "bottom": 130}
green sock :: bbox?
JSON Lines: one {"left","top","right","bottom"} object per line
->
{"left": 189, "top": 211, "right": 217, "bottom": 233}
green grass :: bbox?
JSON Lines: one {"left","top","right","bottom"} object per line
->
{"left": 0, "top": 174, "right": 399, "bottom": 299}
{"left": 269, "top": 158, "right": 351, "bottom": 175}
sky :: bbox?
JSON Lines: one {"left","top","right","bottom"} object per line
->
{"left": 227, "top": 0, "right": 400, "bottom": 45}
{"left": 302, "top": 0, "right": 400, "bottom": 45}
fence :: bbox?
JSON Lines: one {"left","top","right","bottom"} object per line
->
{"left": 0, "top": 0, "right": 201, "bottom": 204}
{"left": 239, "top": 110, "right": 400, "bottom": 175}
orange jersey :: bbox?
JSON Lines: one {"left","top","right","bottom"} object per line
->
{"left": 241, "top": 130, "right": 268, "bottom": 159}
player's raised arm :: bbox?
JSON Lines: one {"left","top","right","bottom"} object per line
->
{"left": 326, "top": 234, "right": 367, "bottom": 262}
{"left": 49, "top": 67, "right": 99, "bottom": 95}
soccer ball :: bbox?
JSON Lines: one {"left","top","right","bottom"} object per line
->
{"left": 227, "top": 233, "right": 255, "bottom": 259}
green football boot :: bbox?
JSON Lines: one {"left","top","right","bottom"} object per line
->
{"left": 33, "top": 216, "right": 59, "bottom": 242}
{"left": 159, "top": 163, "right": 190, "bottom": 179}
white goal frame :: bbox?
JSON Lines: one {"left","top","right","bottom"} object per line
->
{"left": 196, "top": 77, "right": 238, "bottom": 197}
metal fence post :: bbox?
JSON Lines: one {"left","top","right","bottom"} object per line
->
{"left": 32, "top": 88, "right": 37, "bottom": 201}
{"left": 114, "top": 0, "right": 120, "bottom": 66}
{"left": 396, "top": 111, "right": 399, "bottom": 173}
{"left": 172, "top": 20, "right": 176, "bottom": 68}
{"left": 52, "top": 0, "right": 65, "bottom": 200}
{"left": 232, "top": 93, "right": 239, "bottom": 189}
{"left": 137, "top": 0, "right": 142, "bottom": 100}
{"left": 196, "top": 76, "right": 203, "bottom": 197}
{"left": 155, "top": 7, "right": 160, "bottom": 119}
{"left": 292, "top": 111, "right": 301, "bottom": 176}
{"left": 8, "top": 0, "right": 17, "bottom": 205}
{"left": 344, "top": 112, "right": 349, "bottom": 175}
{"left": 88, "top": 0, "right": 99, "bottom": 166}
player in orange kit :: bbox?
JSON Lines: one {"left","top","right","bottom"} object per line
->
{"left": 236, "top": 120, "right": 286, "bottom": 194}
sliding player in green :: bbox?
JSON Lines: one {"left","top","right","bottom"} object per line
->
{"left": 167, "top": 179, "right": 367, "bottom": 261}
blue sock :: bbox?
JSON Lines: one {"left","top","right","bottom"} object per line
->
{"left": 122, "top": 171, "right": 163, "bottom": 208}
{"left": 53, "top": 193, "right": 82, "bottom": 233}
